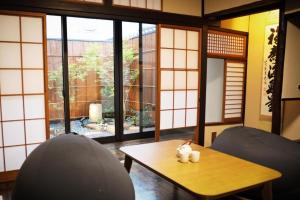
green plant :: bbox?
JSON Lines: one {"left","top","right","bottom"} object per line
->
{"left": 49, "top": 42, "right": 138, "bottom": 120}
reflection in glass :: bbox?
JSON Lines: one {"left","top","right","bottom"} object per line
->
{"left": 67, "top": 17, "right": 114, "bottom": 138}
{"left": 142, "top": 24, "right": 156, "bottom": 132}
{"left": 122, "top": 22, "right": 140, "bottom": 134}
{"left": 122, "top": 22, "right": 156, "bottom": 134}
{"left": 47, "top": 15, "right": 65, "bottom": 137}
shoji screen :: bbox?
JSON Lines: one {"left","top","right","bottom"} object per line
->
{"left": 224, "top": 61, "right": 245, "bottom": 122}
{"left": 0, "top": 12, "right": 48, "bottom": 177}
{"left": 156, "top": 25, "right": 200, "bottom": 140}
{"left": 207, "top": 28, "right": 247, "bottom": 124}
{"left": 113, "top": 0, "right": 161, "bottom": 10}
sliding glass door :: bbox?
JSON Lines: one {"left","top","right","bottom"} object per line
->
{"left": 47, "top": 15, "right": 156, "bottom": 141}
{"left": 67, "top": 17, "right": 115, "bottom": 138}
{"left": 47, "top": 16, "right": 65, "bottom": 137}
{"left": 122, "top": 22, "right": 156, "bottom": 135}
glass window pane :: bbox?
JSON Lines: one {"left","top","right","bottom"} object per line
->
{"left": 142, "top": 24, "right": 156, "bottom": 132}
{"left": 67, "top": 17, "right": 114, "bottom": 138}
{"left": 122, "top": 22, "right": 140, "bottom": 135}
{"left": 47, "top": 15, "right": 65, "bottom": 137}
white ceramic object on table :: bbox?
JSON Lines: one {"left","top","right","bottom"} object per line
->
{"left": 190, "top": 151, "right": 200, "bottom": 163}
{"left": 176, "top": 144, "right": 192, "bottom": 157}
{"left": 179, "top": 152, "right": 190, "bottom": 163}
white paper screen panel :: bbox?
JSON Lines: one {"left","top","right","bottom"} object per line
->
{"left": 224, "top": 61, "right": 245, "bottom": 122}
{"left": 26, "top": 144, "right": 40, "bottom": 156}
{"left": 0, "top": 70, "right": 22, "bottom": 94}
{"left": 0, "top": 43, "right": 21, "bottom": 68}
{"left": 4, "top": 146, "right": 26, "bottom": 171}
{"left": 147, "top": 0, "right": 161, "bottom": 10}
{"left": 113, "top": 0, "right": 161, "bottom": 10}
{"left": 0, "top": 15, "right": 20, "bottom": 41}
{"left": 21, "top": 17, "right": 43, "bottom": 43}
{"left": 174, "top": 110, "right": 185, "bottom": 128}
{"left": 131, "top": 0, "right": 146, "bottom": 8}
{"left": 23, "top": 70, "right": 44, "bottom": 94}
{"left": 174, "top": 91, "right": 186, "bottom": 109}
{"left": 160, "top": 49, "right": 173, "bottom": 68}
{"left": 0, "top": 149, "right": 4, "bottom": 172}
{"left": 174, "top": 50, "right": 186, "bottom": 69}
{"left": 0, "top": 13, "right": 48, "bottom": 174}
{"left": 22, "top": 44, "right": 44, "bottom": 68}
{"left": 174, "top": 29, "right": 186, "bottom": 49}
{"left": 159, "top": 26, "right": 200, "bottom": 130}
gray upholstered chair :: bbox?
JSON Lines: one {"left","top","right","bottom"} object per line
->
{"left": 211, "top": 126, "right": 300, "bottom": 200}
{"left": 12, "top": 134, "right": 135, "bottom": 200}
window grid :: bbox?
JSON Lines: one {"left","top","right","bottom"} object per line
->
{"left": 223, "top": 61, "right": 245, "bottom": 123}
{"left": 208, "top": 30, "right": 247, "bottom": 59}
{"left": 158, "top": 25, "right": 200, "bottom": 130}
{"left": 0, "top": 13, "right": 48, "bottom": 173}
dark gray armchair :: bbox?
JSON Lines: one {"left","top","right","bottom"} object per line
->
{"left": 12, "top": 134, "right": 135, "bottom": 200}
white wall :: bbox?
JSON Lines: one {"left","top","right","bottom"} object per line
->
{"left": 205, "top": 58, "right": 224, "bottom": 123}
{"left": 282, "top": 21, "right": 300, "bottom": 98}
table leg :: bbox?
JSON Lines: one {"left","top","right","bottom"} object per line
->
{"left": 124, "top": 155, "right": 133, "bottom": 173}
{"left": 262, "top": 182, "right": 272, "bottom": 200}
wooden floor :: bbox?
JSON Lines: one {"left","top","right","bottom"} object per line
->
{"left": 0, "top": 130, "right": 241, "bottom": 200}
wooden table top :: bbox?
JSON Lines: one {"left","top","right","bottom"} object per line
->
{"left": 120, "top": 140, "right": 281, "bottom": 198}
